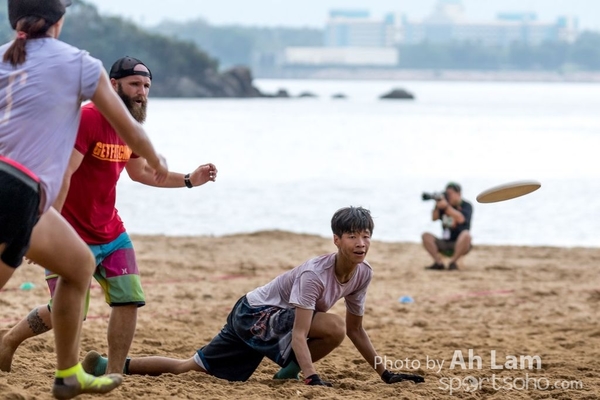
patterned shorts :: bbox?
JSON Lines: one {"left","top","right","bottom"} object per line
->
{"left": 46, "top": 232, "right": 144, "bottom": 313}
{"left": 195, "top": 295, "right": 299, "bottom": 381}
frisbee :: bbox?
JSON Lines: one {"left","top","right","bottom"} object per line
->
{"left": 476, "top": 180, "right": 541, "bottom": 203}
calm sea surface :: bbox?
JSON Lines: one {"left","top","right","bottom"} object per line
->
{"left": 115, "top": 79, "right": 600, "bottom": 248}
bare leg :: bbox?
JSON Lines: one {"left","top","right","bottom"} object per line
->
{"left": 306, "top": 312, "right": 345, "bottom": 362}
{"left": 127, "top": 315, "right": 344, "bottom": 378}
{"left": 26, "top": 209, "right": 122, "bottom": 398}
{"left": 26, "top": 209, "right": 93, "bottom": 370}
{"left": 421, "top": 233, "right": 443, "bottom": 264}
{"left": 128, "top": 356, "right": 203, "bottom": 376}
{"left": 0, "top": 305, "right": 53, "bottom": 372}
{"left": 0, "top": 244, "right": 15, "bottom": 289}
{"left": 449, "top": 230, "right": 472, "bottom": 265}
{"left": 274, "top": 312, "right": 345, "bottom": 379}
{"left": 106, "top": 305, "right": 137, "bottom": 374}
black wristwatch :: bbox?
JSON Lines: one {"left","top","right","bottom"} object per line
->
{"left": 184, "top": 173, "right": 193, "bottom": 188}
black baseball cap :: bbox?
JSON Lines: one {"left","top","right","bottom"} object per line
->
{"left": 109, "top": 56, "right": 152, "bottom": 81}
{"left": 8, "top": 0, "right": 72, "bottom": 30}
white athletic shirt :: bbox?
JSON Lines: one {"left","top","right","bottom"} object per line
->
{"left": 246, "top": 253, "right": 373, "bottom": 316}
{"left": 0, "top": 38, "right": 102, "bottom": 211}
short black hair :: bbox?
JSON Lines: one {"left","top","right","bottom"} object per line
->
{"left": 331, "top": 206, "right": 374, "bottom": 238}
{"left": 446, "top": 182, "right": 461, "bottom": 193}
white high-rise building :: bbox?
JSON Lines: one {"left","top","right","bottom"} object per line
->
{"left": 282, "top": 10, "right": 399, "bottom": 67}
{"left": 324, "top": 10, "right": 397, "bottom": 48}
{"left": 401, "top": 0, "right": 579, "bottom": 46}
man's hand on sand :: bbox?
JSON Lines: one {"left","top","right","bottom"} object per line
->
{"left": 304, "top": 374, "right": 333, "bottom": 387}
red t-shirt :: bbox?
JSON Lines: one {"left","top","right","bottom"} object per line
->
{"left": 61, "top": 103, "right": 138, "bottom": 244}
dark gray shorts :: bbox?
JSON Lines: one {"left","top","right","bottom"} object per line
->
{"left": 434, "top": 237, "right": 472, "bottom": 257}
{"left": 0, "top": 165, "right": 40, "bottom": 268}
{"left": 195, "top": 295, "right": 297, "bottom": 381}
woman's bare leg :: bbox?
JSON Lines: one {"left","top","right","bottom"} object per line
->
{"left": 26, "top": 208, "right": 94, "bottom": 370}
{"left": 0, "top": 244, "right": 15, "bottom": 289}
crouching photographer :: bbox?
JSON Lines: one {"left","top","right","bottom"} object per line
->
{"left": 421, "top": 182, "right": 473, "bottom": 271}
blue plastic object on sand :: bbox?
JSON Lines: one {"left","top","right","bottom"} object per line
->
{"left": 19, "top": 282, "right": 35, "bottom": 291}
{"left": 398, "top": 295, "right": 414, "bottom": 304}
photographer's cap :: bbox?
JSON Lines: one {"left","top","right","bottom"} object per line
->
{"left": 109, "top": 56, "right": 152, "bottom": 81}
{"left": 8, "top": 0, "right": 72, "bottom": 29}
{"left": 446, "top": 182, "right": 461, "bottom": 193}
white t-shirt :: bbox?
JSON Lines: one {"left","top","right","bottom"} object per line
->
{"left": 0, "top": 38, "right": 102, "bottom": 211}
{"left": 246, "top": 253, "right": 373, "bottom": 316}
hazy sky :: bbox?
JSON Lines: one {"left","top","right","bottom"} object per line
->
{"left": 84, "top": 0, "right": 599, "bottom": 31}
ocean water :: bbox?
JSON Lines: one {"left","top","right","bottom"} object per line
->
{"left": 115, "top": 79, "right": 600, "bottom": 248}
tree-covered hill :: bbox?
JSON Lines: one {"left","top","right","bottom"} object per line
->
{"left": 0, "top": 0, "right": 261, "bottom": 97}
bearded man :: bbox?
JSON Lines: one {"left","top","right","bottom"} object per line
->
{"left": 0, "top": 57, "right": 218, "bottom": 375}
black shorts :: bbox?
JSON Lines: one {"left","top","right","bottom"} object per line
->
{"left": 0, "top": 161, "right": 40, "bottom": 268}
{"left": 434, "top": 237, "right": 472, "bottom": 257}
{"left": 195, "top": 295, "right": 297, "bottom": 382}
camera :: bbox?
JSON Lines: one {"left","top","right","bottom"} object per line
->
{"left": 422, "top": 191, "right": 447, "bottom": 201}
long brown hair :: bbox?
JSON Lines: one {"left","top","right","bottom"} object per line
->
{"left": 3, "top": 17, "right": 52, "bottom": 67}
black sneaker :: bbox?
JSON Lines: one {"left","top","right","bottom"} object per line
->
{"left": 448, "top": 262, "right": 458, "bottom": 270}
{"left": 425, "top": 263, "right": 445, "bottom": 270}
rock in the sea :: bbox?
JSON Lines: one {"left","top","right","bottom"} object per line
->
{"left": 379, "top": 88, "right": 415, "bottom": 100}
{"left": 273, "top": 89, "right": 291, "bottom": 98}
{"left": 219, "top": 66, "right": 263, "bottom": 98}
{"left": 160, "top": 66, "right": 264, "bottom": 98}
{"left": 331, "top": 93, "right": 347, "bottom": 99}
{"left": 298, "top": 91, "right": 318, "bottom": 98}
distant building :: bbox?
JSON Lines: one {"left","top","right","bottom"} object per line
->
{"left": 283, "top": 9, "right": 399, "bottom": 68}
{"left": 324, "top": 9, "right": 397, "bottom": 48}
{"left": 279, "top": 1, "right": 579, "bottom": 71}
{"left": 401, "top": 0, "right": 579, "bottom": 46}
{"left": 283, "top": 47, "right": 399, "bottom": 67}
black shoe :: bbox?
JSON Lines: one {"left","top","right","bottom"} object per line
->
{"left": 448, "top": 262, "right": 458, "bottom": 270}
{"left": 425, "top": 263, "right": 445, "bottom": 270}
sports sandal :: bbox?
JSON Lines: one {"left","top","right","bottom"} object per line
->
{"left": 52, "top": 363, "right": 122, "bottom": 400}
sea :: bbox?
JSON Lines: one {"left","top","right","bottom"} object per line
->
{"left": 114, "top": 79, "right": 600, "bottom": 248}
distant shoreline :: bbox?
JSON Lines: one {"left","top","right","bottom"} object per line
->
{"left": 255, "top": 68, "right": 600, "bottom": 83}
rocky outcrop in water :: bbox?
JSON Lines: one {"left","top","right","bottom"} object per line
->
{"left": 379, "top": 88, "right": 415, "bottom": 100}
{"left": 155, "top": 66, "right": 264, "bottom": 98}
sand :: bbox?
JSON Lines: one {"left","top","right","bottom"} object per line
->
{"left": 1, "top": 231, "right": 599, "bottom": 399}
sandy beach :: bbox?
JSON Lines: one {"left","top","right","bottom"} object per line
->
{"left": 1, "top": 231, "right": 599, "bottom": 399}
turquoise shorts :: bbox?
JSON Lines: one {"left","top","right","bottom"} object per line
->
{"left": 45, "top": 232, "right": 145, "bottom": 312}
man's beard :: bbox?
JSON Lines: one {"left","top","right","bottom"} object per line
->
{"left": 117, "top": 84, "right": 147, "bottom": 123}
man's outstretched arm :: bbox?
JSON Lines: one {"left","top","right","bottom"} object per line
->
{"left": 126, "top": 158, "right": 217, "bottom": 188}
